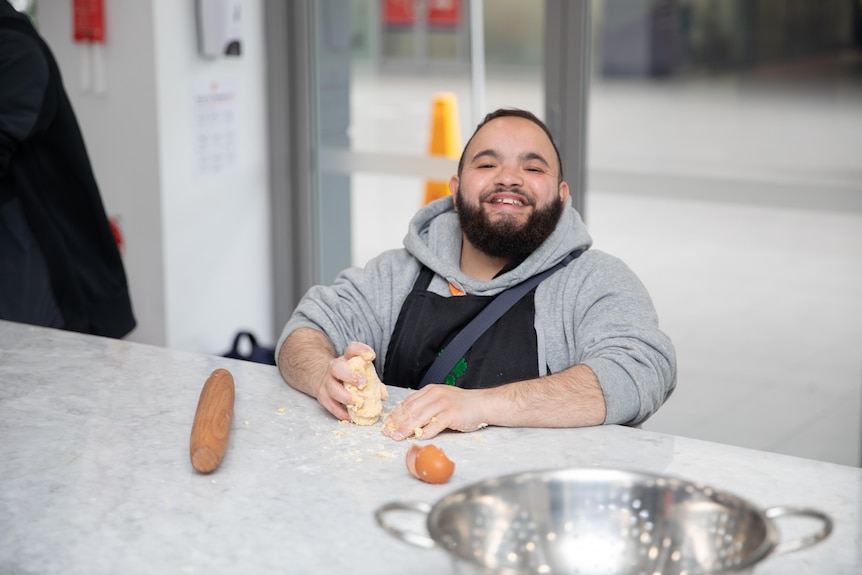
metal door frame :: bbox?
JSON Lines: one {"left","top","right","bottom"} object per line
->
{"left": 264, "top": 0, "right": 317, "bottom": 332}
{"left": 545, "top": 0, "right": 591, "bottom": 217}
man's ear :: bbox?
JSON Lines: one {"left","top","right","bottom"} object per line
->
{"left": 559, "top": 181, "right": 570, "bottom": 205}
{"left": 449, "top": 176, "right": 460, "bottom": 209}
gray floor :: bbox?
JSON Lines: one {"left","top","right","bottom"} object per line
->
{"left": 348, "top": 67, "right": 862, "bottom": 468}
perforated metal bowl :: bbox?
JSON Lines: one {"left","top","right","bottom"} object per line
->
{"left": 375, "top": 468, "right": 832, "bottom": 575}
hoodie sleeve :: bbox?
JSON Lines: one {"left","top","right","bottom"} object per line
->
{"left": 546, "top": 250, "right": 677, "bottom": 425}
{"left": 277, "top": 248, "right": 420, "bottom": 363}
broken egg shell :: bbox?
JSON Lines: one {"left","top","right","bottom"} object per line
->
{"left": 405, "top": 444, "right": 421, "bottom": 477}
{"left": 405, "top": 443, "right": 455, "bottom": 484}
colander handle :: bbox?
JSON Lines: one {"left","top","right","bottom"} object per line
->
{"left": 764, "top": 506, "right": 834, "bottom": 554}
{"left": 374, "top": 501, "right": 437, "bottom": 549}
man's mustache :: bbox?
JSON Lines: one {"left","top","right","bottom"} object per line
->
{"left": 480, "top": 188, "right": 533, "bottom": 206}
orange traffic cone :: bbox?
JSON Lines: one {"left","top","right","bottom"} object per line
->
{"left": 423, "top": 93, "right": 461, "bottom": 205}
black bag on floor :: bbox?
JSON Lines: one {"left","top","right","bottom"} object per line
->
{"left": 223, "top": 331, "right": 276, "bottom": 365}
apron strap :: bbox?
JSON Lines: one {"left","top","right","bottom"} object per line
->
{"left": 418, "top": 249, "right": 584, "bottom": 388}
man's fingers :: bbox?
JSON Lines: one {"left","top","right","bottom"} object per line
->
{"left": 382, "top": 390, "right": 443, "bottom": 440}
{"left": 414, "top": 415, "right": 447, "bottom": 440}
{"left": 323, "top": 377, "right": 353, "bottom": 405}
{"left": 318, "top": 379, "right": 351, "bottom": 418}
{"left": 345, "top": 341, "right": 375, "bottom": 360}
{"left": 322, "top": 397, "right": 349, "bottom": 421}
{"left": 330, "top": 356, "right": 367, "bottom": 388}
{"left": 381, "top": 385, "right": 490, "bottom": 440}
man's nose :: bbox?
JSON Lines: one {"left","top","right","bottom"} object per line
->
{"left": 495, "top": 163, "right": 523, "bottom": 187}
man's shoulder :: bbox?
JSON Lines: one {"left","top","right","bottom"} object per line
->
{"left": 569, "top": 248, "right": 625, "bottom": 267}
{"left": 341, "top": 248, "right": 421, "bottom": 291}
{"left": 548, "top": 248, "right": 636, "bottom": 289}
{"left": 362, "top": 246, "right": 418, "bottom": 270}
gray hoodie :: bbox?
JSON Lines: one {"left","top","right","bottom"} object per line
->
{"left": 279, "top": 196, "right": 676, "bottom": 425}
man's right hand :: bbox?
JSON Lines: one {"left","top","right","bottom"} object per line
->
{"left": 315, "top": 341, "right": 376, "bottom": 421}
{"left": 278, "top": 328, "right": 379, "bottom": 421}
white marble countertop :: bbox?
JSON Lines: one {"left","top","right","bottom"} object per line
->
{"left": 1, "top": 320, "right": 859, "bottom": 574}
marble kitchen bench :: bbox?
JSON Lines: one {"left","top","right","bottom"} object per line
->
{"left": 1, "top": 320, "right": 860, "bottom": 574}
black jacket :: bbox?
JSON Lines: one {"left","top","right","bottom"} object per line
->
{"left": 0, "top": 2, "right": 135, "bottom": 337}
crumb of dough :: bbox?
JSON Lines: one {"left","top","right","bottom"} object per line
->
{"left": 344, "top": 352, "right": 388, "bottom": 426}
{"left": 410, "top": 416, "right": 437, "bottom": 438}
{"left": 277, "top": 407, "right": 286, "bottom": 413}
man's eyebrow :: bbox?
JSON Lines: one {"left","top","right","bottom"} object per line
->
{"left": 521, "top": 152, "right": 551, "bottom": 167}
{"left": 469, "top": 148, "right": 500, "bottom": 163}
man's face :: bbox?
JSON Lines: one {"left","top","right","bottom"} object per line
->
{"left": 451, "top": 116, "right": 570, "bottom": 260}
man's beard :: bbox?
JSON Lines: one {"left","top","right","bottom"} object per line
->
{"left": 455, "top": 188, "right": 565, "bottom": 261}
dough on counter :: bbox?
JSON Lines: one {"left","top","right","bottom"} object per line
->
{"left": 345, "top": 351, "right": 388, "bottom": 425}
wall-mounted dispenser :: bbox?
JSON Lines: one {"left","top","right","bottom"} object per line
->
{"left": 196, "top": 0, "right": 242, "bottom": 58}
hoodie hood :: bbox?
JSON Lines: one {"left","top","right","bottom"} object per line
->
{"left": 403, "top": 195, "right": 593, "bottom": 295}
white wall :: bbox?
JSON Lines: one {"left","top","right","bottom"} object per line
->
{"left": 37, "top": 0, "right": 273, "bottom": 354}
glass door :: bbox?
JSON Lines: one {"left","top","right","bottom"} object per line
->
{"left": 585, "top": 0, "right": 862, "bottom": 465}
{"left": 266, "top": 0, "right": 589, "bottom": 325}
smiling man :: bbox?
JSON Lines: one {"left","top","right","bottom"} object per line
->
{"left": 277, "top": 109, "right": 676, "bottom": 440}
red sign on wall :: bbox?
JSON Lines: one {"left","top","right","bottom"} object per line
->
{"left": 383, "top": 0, "right": 461, "bottom": 28}
{"left": 383, "top": 0, "right": 414, "bottom": 26}
{"left": 73, "top": 0, "right": 105, "bottom": 43}
{"left": 427, "top": 0, "right": 460, "bottom": 27}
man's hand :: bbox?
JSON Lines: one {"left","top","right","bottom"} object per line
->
{"left": 279, "top": 328, "right": 378, "bottom": 421}
{"left": 381, "top": 364, "right": 606, "bottom": 440}
{"left": 382, "top": 384, "right": 491, "bottom": 441}
{"left": 316, "top": 341, "right": 376, "bottom": 421}
{"left": 281, "top": 329, "right": 606, "bottom": 433}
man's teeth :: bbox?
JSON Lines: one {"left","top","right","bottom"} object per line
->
{"left": 493, "top": 198, "right": 524, "bottom": 206}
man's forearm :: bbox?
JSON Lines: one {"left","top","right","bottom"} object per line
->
{"left": 485, "top": 364, "right": 607, "bottom": 428}
{"left": 277, "top": 327, "right": 337, "bottom": 399}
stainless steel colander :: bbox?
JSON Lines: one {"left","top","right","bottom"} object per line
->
{"left": 375, "top": 468, "right": 832, "bottom": 575}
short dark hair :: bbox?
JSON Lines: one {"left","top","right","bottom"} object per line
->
{"left": 456, "top": 108, "right": 564, "bottom": 184}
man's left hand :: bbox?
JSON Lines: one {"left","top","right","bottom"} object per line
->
{"left": 382, "top": 384, "right": 490, "bottom": 441}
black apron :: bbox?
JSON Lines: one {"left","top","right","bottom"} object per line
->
{"left": 384, "top": 267, "right": 540, "bottom": 389}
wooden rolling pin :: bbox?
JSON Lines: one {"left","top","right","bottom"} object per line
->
{"left": 189, "top": 368, "right": 235, "bottom": 473}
